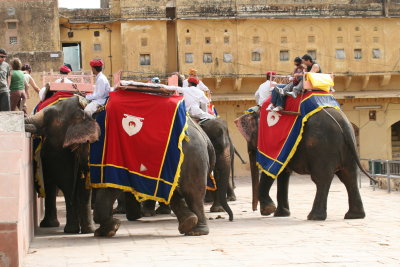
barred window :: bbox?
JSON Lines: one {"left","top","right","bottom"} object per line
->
{"left": 354, "top": 49, "right": 362, "bottom": 60}
{"left": 279, "top": 50, "right": 289, "bottom": 61}
{"left": 9, "top": 37, "right": 17, "bottom": 45}
{"left": 203, "top": 53, "right": 212, "bottom": 63}
{"left": 223, "top": 53, "right": 233, "bottom": 63}
{"left": 336, "top": 49, "right": 345, "bottom": 59}
{"left": 372, "top": 49, "right": 381, "bottom": 59}
{"left": 251, "top": 51, "right": 261, "bottom": 61}
{"left": 185, "top": 53, "right": 193, "bottom": 63}
{"left": 140, "top": 54, "right": 151, "bottom": 65}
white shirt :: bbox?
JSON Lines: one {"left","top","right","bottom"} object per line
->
{"left": 86, "top": 72, "right": 110, "bottom": 105}
{"left": 183, "top": 79, "right": 209, "bottom": 92}
{"left": 255, "top": 80, "right": 274, "bottom": 106}
{"left": 38, "top": 77, "right": 73, "bottom": 102}
{"left": 177, "top": 86, "right": 211, "bottom": 118}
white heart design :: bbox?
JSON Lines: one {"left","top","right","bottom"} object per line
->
{"left": 122, "top": 114, "right": 144, "bottom": 136}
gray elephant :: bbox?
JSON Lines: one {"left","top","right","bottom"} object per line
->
{"left": 93, "top": 118, "right": 216, "bottom": 237}
{"left": 25, "top": 96, "right": 100, "bottom": 233}
{"left": 200, "top": 118, "right": 233, "bottom": 221}
{"left": 236, "top": 107, "right": 375, "bottom": 220}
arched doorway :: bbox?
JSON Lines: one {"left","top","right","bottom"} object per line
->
{"left": 391, "top": 121, "right": 400, "bottom": 160}
{"left": 351, "top": 123, "right": 360, "bottom": 154}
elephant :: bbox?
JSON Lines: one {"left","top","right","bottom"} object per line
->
{"left": 25, "top": 96, "right": 100, "bottom": 233}
{"left": 237, "top": 107, "right": 375, "bottom": 220}
{"left": 93, "top": 118, "right": 216, "bottom": 237}
{"left": 200, "top": 118, "right": 234, "bottom": 221}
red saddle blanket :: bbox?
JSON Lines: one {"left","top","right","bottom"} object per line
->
{"left": 257, "top": 91, "right": 340, "bottom": 178}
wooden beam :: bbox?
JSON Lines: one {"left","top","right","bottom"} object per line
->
{"left": 234, "top": 77, "right": 242, "bottom": 91}
{"left": 361, "top": 75, "right": 370, "bottom": 90}
{"left": 344, "top": 76, "right": 352, "bottom": 90}
{"left": 380, "top": 74, "right": 392, "bottom": 87}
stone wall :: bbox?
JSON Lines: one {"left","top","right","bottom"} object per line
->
{"left": 0, "top": 112, "right": 36, "bottom": 267}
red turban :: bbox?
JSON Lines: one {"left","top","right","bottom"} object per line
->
{"left": 90, "top": 59, "right": 104, "bottom": 67}
{"left": 266, "top": 71, "right": 277, "bottom": 76}
{"left": 188, "top": 76, "right": 199, "bottom": 85}
{"left": 59, "top": 65, "right": 71, "bottom": 73}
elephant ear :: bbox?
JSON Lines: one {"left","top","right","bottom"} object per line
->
{"left": 63, "top": 118, "right": 101, "bottom": 148}
{"left": 234, "top": 113, "right": 257, "bottom": 143}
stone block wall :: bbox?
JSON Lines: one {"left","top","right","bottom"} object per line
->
{"left": 0, "top": 112, "right": 35, "bottom": 267}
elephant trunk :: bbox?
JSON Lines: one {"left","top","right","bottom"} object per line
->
{"left": 248, "top": 143, "right": 259, "bottom": 211}
{"left": 25, "top": 110, "right": 44, "bottom": 133}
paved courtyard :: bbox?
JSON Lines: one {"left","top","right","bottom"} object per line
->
{"left": 23, "top": 175, "right": 400, "bottom": 267}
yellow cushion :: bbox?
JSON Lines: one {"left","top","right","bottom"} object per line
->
{"left": 306, "top": 73, "right": 334, "bottom": 92}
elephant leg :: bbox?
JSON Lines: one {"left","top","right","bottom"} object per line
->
{"left": 274, "top": 171, "right": 291, "bottom": 217}
{"left": 170, "top": 191, "right": 197, "bottom": 235}
{"left": 91, "top": 188, "right": 97, "bottom": 210}
{"left": 62, "top": 189, "right": 80, "bottom": 234}
{"left": 93, "top": 188, "right": 121, "bottom": 237}
{"left": 308, "top": 170, "right": 334, "bottom": 221}
{"left": 156, "top": 202, "right": 171, "bottom": 215}
{"left": 210, "top": 189, "right": 224, "bottom": 212}
{"left": 227, "top": 175, "right": 236, "bottom": 202}
{"left": 125, "top": 192, "right": 142, "bottom": 221}
{"left": 76, "top": 178, "right": 95, "bottom": 234}
{"left": 204, "top": 190, "right": 213, "bottom": 203}
{"left": 259, "top": 173, "right": 276, "bottom": 216}
{"left": 184, "top": 192, "right": 209, "bottom": 236}
{"left": 40, "top": 182, "right": 60, "bottom": 227}
{"left": 336, "top": 169, "right": 365, "bottom": 219}
{"left": 141, "top": 200, "right": 156, "bottom": 217}
{"left": 113, "top": 193, "right": 126, "bottom": 214}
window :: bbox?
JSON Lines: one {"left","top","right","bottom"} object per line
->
{"left": 205, "top": 37, "right": 211, "bottom": 44}
{"left": 374, "top": 26, "right": 378, "bottom": 31}
{"left": 372, "top": 49, "right": 381, "bottom": 59}
{"left": 253, "top": 36, "right": 260, "bottom": 44}
{"left": 279, "top": 50, "right": 289, "bottom": 61}
{"left": 373, "top": 37, "right": 379, "bottom": 43}
{"left": 186, "top": 29, "right": 190, "bottom": 33}
{"left": 338, "top": 27, "right": 342, "bottom": 31}
{"left": 140, "top": 54, "right": 151, "bottom": 65}
{"left": 224, "top": 36, "right": 229, "bottom": 44}
{"left": 307, "top": 50, "right": 317, "bottom": 60}
{"left": 251, "top": 51, "right": 261, "bottom": 61}
{"left": 7, "top": 22, "right": 17, "bottom": 29}
{"left": 141, "top": 38, "right": 148, "bottom": 46}
{"left": 308, "top": 36, "right": 315, "bottom": 43}
{"left": 336, "top": 49, "right": 345, "bottom": 59}
{"left": 337, "top": 37, "right": 343, "bottom": 43}
{"left": 223, "top": 53, "right": 233, "bottom": 63}
{"left": 203, "top": 53, "right": 212, "bottom": 63}
{"left": 9, "top": 37, "right": 17, "bottom": 45}
{"left": 281, "top": 37, "right": 287, "bottom": 44}
{"left": 355, "top": 36, "right": 361, "bottom": 43}
{"left": 355, "top": 26, "right": 360, "bottom": 31}
{"left": 93, "top": 44, "right": 101, "bottom": 51}
{"left": 185, "top": 53, "right": 193, "bottom": 63}
{"left": 185, "top": 37, "right": 191, "bottom": 45}
{"left": 354, "top": 49, "right": 362, "bottom": 59}
{"left": 94, "top": 31, "right": 100, "bottom": 37}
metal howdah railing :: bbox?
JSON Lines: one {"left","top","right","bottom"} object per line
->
{"left": 359, "top": 158, "right": 400, "bottom": 193}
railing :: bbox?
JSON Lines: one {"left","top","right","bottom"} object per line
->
{"left": 359, "top": 158, "right": 400, "bottom": 193}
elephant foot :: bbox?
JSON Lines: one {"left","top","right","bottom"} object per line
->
{"left": 156, "top": 204, "right": 172, "bottom": 215}
{"left": 94, "top": 218, "right": 121, "bottom": 237}
{"left": 344, "top": 210, "right": 365, "bottom": 219}
{"left": 126, "top": 212, "right": 142, "bottom": 221}
{"left": 307, "top": 211, "right": 327, "bottom": 221}
{"left": 260, "top": 203, "right": 277, "bottom": 216}
{"left": 274, "top": 207, "right": 290, "bottom": 217}
{"left": 210, "top": 204, "right": 225, "bottom": 213}
{"left": 185, "top": 224, "right": 209, "bottom": 236}
{"left": 227, "top": 194, "right": 237, "bottom": 202}
{"left": 178, "top": 213, "right": 198, "bottom": 234}
{"left": 40, "top": 218, "right": 60, "bottom": 228}
{"left": 64, "top": 223, "right": 80, "bottom": 234}
{"left": 80, "top": 224, "right": 95, "bottom": 234}
{"left": 141, "top": 208, "right": 156, "bottom": 217}
{"left": 112, "top": 206, "right": 126, "bottom": 214}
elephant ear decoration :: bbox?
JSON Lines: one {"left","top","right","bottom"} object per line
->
{"left": 63, "top": 97, "right": 101, "bottom": 148}
{"left": 234, "top": 113, "right": 257, "bottom": 143}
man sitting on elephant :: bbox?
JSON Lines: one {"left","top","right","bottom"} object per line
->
{"left": 84, "top": 59, "right": 110, "bottom": 117}
{"left": 178, "top": 77, "right": 215, "bottom": 120}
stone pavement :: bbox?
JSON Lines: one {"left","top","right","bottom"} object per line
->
{"left": 22, "top": 175, "right": 400, "bottom": 267}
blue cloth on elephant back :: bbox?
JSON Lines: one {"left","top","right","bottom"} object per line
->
{"left": 257, "top": 92, "right": 340, "bottom": 179}
{"left": 89, "top": 90, "right": 188, "bottom": 204}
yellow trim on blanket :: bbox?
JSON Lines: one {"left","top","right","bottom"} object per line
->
{"left": 258, "top": 105, "right": 340, "bottom": 179}
{"left": 257, "top": 149, "right": 284, "bottom": 165}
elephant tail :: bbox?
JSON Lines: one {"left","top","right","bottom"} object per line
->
{"left": 325, "top": 108, "right": 378, "bottom": 184}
